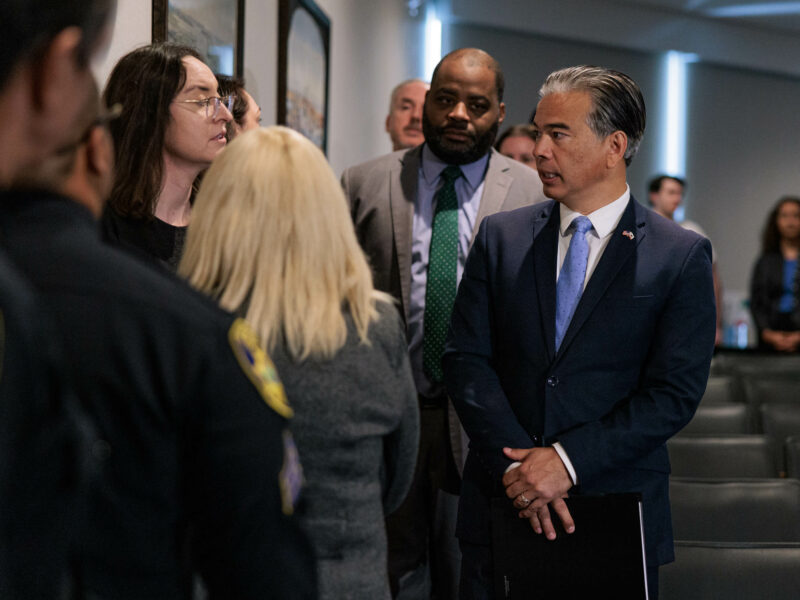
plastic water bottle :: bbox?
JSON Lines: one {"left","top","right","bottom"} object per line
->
{"left": 735, "top": 320, "right": 748, "bottom": 349}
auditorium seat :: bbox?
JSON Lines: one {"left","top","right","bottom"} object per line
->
{"left": 741, "top": 376, "right": 800, "bottom": 413}
{"left": 681, "top": 404, "right": 750, "bottom": 435}
{"left": 700, "top": 375, "right": 738, "bottom": 405}
{"left": 660, "top": 541, "right": 800, "bottom": 600}
{"left": 667, "top": 435, "right": 777, "bottom": 478}
{"left": 786, "top": 436, "right": 800, "bottom": 480}
{"left": 669, "top": 478, "right": 800, "bottom": 542}
{"left": 709, "top": 352, "right": 800, "bottom": 377}
{"left": 760, "top": 403, "right": 800, "bottom": 475}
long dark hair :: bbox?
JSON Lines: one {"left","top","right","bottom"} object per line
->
{"left": 103, "top": 43, "right": 201, "bottom": 219}
{"left": 216, "top": 74, "right": 249, "bottom": 132}
{"left": 762, "top": 196, "right": 800, "bottom": 254}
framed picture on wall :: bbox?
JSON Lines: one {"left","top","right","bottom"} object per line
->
{"left": 278, "top": 0, "right": 331, "bottom": 152}
{"left": 152, "top": 0, "right": 245, "bottom": 77}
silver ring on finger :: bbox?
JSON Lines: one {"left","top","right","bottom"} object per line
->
{"left": 518, "top": 492, "right": 532, "bottom": 506}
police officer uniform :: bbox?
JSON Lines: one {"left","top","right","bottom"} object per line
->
{"left": 0, "top": 190, "right": 316, "bottom": 599}
{"left": 0, "top": 250, "right": 87, "bottom": 599}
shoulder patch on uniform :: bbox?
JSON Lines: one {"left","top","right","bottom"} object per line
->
{"left": 228, "top": 318, "right": 293, "bottom": 419}
{"left": 279, "top": 429, "right": 304, "bottom": 515}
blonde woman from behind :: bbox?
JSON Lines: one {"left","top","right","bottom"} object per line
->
{"left": 179, "top": 126, "right": 419, "bottom": 600}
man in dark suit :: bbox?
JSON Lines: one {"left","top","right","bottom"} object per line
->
{"left": 443, "top": 66, "right": 716, "bottom": 599}
{"left": 343, "top": 48, "right": 546, "bottom": 599}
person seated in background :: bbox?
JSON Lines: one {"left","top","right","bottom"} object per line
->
{"left": 648, "top": 174, "right": 723, "bottom": 344}
{"left": 494, "top": 123, "right": 537, "bottom": 169}
{"left": 3, "top": 77, "right": 316, "bottom": 600}
{"left": 216, "top": 74, "right": 262, "bottom": 140}
{"left": 750, "top": 196, "right": 800, "bottom": 352}
{"left": 179, "top": 125, "right": 420, "bottom": 600}
{"left": 101, "top": 44, "right": 233, "bottom": 271}
{"left": 386, "top": 78, "right": 429, "bottom": 151}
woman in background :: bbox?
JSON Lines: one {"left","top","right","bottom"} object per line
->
{"left": 179, "top": 126, "right": 419, "bottom": 599}
{"left": 494, "top": 123, "right": 537, "bottom": 169}
{"left": 750, "top": 196, "right": 800, "bottom": 351}
{"left": 102, "top": 43, "right": 233, "bottom": 271}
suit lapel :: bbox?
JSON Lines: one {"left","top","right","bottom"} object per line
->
{"left": 470, "top": 149, "right": 513, "bottom": 244}
{"left": 555, "top": 198, "right": 646, "bottom": 360}
{"left": 532, "top": 203, "right": 559, "bottom": 364}
{"left": 390, "top": 147, "right": 420, "bottom": 321}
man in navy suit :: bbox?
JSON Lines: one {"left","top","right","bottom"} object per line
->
{"left": 443, "top": 66, "right": 716, "bottom": 599}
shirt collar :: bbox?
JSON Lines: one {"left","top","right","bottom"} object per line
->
{"left": 559, "top": 184, "right": 630, "bottom": 239}
{"left": 421, "top": 143, "right": 490, "bottom": 190}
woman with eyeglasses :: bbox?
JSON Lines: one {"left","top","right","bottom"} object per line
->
{"left": 101, "top": 43, "right": 234, "bottom": 271}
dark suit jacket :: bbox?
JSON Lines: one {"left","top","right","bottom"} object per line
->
{"left": 443, "top": 197, "right": 716, "bottom": 566}
{"left": 343, "top": 145, "right": 546, "bottom": 474}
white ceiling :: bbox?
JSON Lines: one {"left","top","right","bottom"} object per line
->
{"left": 449, "top": 0, "right": 800, "bottom": 78}
{"left": 625, "top": 0, "right": 800, "bottom": 34}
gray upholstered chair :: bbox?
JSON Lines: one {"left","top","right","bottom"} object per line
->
{"left": 741, "top": 376, "right": 800, "bottom": 414}
{"left": 661, "top": 541, "right": 800, "bottom": 600}
{"left": 681, "top": 404, "right": 751, "bottom": 435}
{"left": 785, "top": 435, "right": 800, "bottom": 480}
{"left": 668, "top": 435, "right": 777, "bottom": 478}
{"left": 700, "top": 375, "right": 739, "bottom": 405}
{"left": 669, "top": 478, "right": 800, "bottom": 542}
{"left": 759, "top": 403, "right": 800, "bottom": 475}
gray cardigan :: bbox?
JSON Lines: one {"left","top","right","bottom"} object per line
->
{"left": 271, "top": 300, "right": 419, "bottom": 599}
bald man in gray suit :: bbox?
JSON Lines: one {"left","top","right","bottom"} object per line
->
{"left": 342, "top": 48, "right": 546, "bottom": 599}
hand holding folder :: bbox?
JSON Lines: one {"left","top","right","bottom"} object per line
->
{"left": 491, "top": 493, "right": 649, "bottom": 599}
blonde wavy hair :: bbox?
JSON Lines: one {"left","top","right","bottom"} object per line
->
{"left": 179, "top": 126, "right": 392, "bottom": 361}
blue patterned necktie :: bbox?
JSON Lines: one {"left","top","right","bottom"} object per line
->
{"left": 423, "top": 165, "right": 462, "bottom": 383}
{"left": 555, "top": 216, "right": 593, "bottom": 351}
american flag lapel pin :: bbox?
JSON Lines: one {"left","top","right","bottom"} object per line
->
{"left": 622, "top": 230, "right": 635, "bottom": 240}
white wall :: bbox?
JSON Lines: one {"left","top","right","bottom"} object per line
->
{"left": 314, "top": 0, "right": 425, "bottom": 174}
{"left": 686, "top": 62, "right": 800, "bottom": 293}
{"left": 94, "top": 0, "right": 424, "bottom": 176}
{"left": 449, "top": 0, "right": 800, "bottom": 79}
{"left": 93, "top": 0, "right": 151, "bottom": 86}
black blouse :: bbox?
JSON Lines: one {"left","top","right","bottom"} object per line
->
{"left": 101, "top": 206, "right": 187, "bottom": 272}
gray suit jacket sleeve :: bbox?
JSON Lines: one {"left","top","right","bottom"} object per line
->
{"left": 381, "top": 307, "right": 421, "bottom": 515}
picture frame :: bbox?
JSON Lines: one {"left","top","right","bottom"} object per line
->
{"left": 278, "top": 0, "right": 331, "bottom": 152}
{"left": 152, "top": 0, "right": 245, "bottom": 77}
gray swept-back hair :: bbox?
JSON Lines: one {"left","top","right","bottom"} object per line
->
{"left": 539, "top": 65, "right": 645, "bottom": 166}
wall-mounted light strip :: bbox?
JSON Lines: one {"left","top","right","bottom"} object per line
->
{"left": 661, "top": 51, "right": 698, "bottom": 221}
{"left": 424, "top": 4, "right": 442, "bottom": 81}
{"left": 664, "top": 51, "right": 688, "bottom": 177}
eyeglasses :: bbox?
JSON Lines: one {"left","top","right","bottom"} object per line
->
{"left": 173, "top": 95, "right": 236, "bottom": 119}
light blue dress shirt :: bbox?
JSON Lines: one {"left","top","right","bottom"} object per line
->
{"left": 408, "top": 144, "right": 488, "bottom": 398}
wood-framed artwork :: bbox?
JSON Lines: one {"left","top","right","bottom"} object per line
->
{"left": 278, "top": 0, "right": 331, "bottom": 152}
{"left": 152, "top": 0, "right": 245, "bottom": 77}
